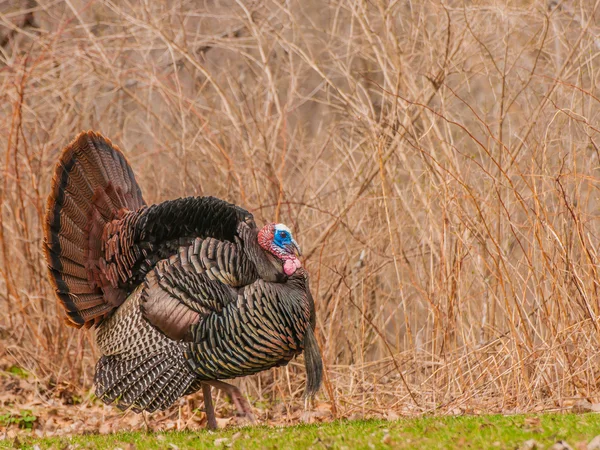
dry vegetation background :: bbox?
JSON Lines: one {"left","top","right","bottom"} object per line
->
{"left": 1, "top": 0, "right": 600, "bottom": 435}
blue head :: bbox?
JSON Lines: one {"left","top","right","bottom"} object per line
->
{"left": 273, "top": 224, "right": 300, "bottom": 254}
{"left": 258, "top": 223, "right": 302, "bottom": 275}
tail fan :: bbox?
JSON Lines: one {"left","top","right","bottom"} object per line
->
{"left": 43, "top": 131, "right": 145, "bottom": 328}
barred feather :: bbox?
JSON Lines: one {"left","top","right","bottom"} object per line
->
{"left": 94, "top": 287, "right": 198, "bottom": 413}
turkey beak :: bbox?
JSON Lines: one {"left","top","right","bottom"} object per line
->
{"left": 290, "top": 239, "right": 302, "bottom": 258}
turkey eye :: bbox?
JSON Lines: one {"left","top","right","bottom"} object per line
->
{"left": 279, "top": 231, "right": 287, "bottom": 238}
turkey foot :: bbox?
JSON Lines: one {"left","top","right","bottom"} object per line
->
{"left": 202, "top": 383, "right": 218, "bottom": 430}
{"left": 207, "top": 380, "right": 256, "bottom": 422}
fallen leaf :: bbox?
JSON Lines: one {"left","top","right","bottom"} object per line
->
{"left": 381, "top": 433, "right": 392, "bottom": 445}
{"left": 214, "top": 437, "right": 230, "bottom": 447}
{"left": 589, "top": 435, "right": 600, "bottom": 450}
{"left": 572, "top": 401, "right": 600, "bottom": 414}
{"left": 520, "top": 439, "right": 540, "bottom": 450}
{"left": 385, "top": 411, "right": 399, "bottom": 421}
{"left": 549, "top": 441, "right": 573, "bottom": 450}
{"left": 231, "top": 432, "right": 242, "bottom": 441}
{"left": 216, "top": 417, "right": 232, "bottom": 428}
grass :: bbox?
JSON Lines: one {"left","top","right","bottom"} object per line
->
{"left": 4, "top": 414, "right": 600, "bottom": 450}
{"left": 0, "top": 410, "right": 37, "bottom": 430}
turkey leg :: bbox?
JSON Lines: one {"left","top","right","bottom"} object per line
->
{"left": 202, "top": 383, "right": 218, "bottom": 430}
{"left": 207, "top": 380, "right": 256, "bottom": 422}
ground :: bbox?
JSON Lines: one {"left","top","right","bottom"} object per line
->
{"left": 2, "top": 1, "right": 600, "bottom": 448}
{"left": 1, "top": 368, "right": 600, "bottom": 449}
{"left": 2, "top": 415, "right": 600, "bottom": 449}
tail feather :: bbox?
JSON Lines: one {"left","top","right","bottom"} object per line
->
{"left": 54, "top": 195, "right": 91, "bottom": 231}
{"left": 45, "top": 214, "right": 85, "bottom": 244}
{"left": 43, "top": 131, "right": 145, "bottom": 327}
{"left": 71, "top": 305, "right": 108, "bottom": 325}
{"left": 46, "top": 253, "right": 87, "bottom": 279}
{"left": 67, "top": 293, "right": 106, "bottom": 310}
{"left": 49, "top": 272, "right": 92, "bottom": 294}
{"left": 52, "top": 236, "right": 86, "bottom": 265}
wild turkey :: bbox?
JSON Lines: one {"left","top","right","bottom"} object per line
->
{"left": 42, "top": 131, "right": 322, "bottom": 428}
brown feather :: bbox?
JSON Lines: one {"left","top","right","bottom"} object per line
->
{"left": 141, "top": 271, "right": 199, "bottom": 341}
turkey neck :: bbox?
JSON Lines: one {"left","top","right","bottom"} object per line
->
{"left": 237, "top": 223, "right": 288, "bottom": 283}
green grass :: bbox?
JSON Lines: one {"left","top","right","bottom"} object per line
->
{"left": 0, "top": 410, "right": 37, "bottom": 430}
{"left": 4, "top": 366, "right": 29, "bottom": 379}
{"left": 4, "top": 414, "right": 600, "bottom": 449}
